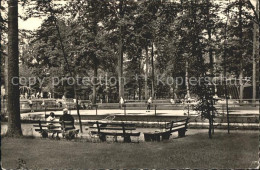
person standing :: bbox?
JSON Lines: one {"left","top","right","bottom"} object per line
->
{"left": 48, "top": 92, "right": 51, "bottom": 98}
{"left": 40, "top": 92, "right": 43, "bottom": 99}
{"left": 119, "top": 97, "right": 124, "bottom": 109}
{"left": 170, "top": 98, "right": 175, "bottom": 105}
{"left": 41, "top": 100, "right": 46, "bottom": 108}
{"left": 146, "top": 97, "right": 152, "bottom": 112}
{"left": 28, "top": 98, "right": 33, "bottom": 112}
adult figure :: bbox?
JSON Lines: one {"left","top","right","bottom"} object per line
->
{"left": 59, "top": 108, "right": 75, "bottom": 130}
{"left": 48, "top": 92, "right": 51, "bottom": 98}
{"left": 40, "top": 92, "right": 43, "bottom": 99}
{"left": 41, "top": 100, "right": 45, "bottom": 108}
{"left": 87, "top": 100, "right": 93, "bottom": 109}
{"left": 28, "top": 98, "right": 33, "bottom": 112}
{"left": 119, "top": 97, "right": 124, "bottom": 109}
{"left": 62, "top": 95, "right": 66, "bottom": 101}
{"left": 170, "top": 98, "right": 175, "bottom": 105}
{"left": 36, "top": 92, "right": 40, "bottom": 99}
{"left": 146, "top": 97, "right": 152, "bottom": 112}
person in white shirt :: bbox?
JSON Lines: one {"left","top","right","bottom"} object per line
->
{"left": 170, "top": 98, "right": 175, "bottom": 104}
{"left": 146, "top": 97, "right": 152, "bottom": 112}
{"left": 46, "top": 112, "right": 55, "bottom": 123}
{"left": 48, "top": 92, "right": 51, "bottom": 98}
{"left": 40, "top": 92, "right": 43, "bottom": 98}
{"left": 28, "top": 98, "right": 33, "bottom": 112}
{"left": 46, "top": 112, "right": 59, "bottom": 138}
{"left": 119, "top": 97, "right": 124, "bottom": 109}
{"left": 41, "top": 100, "right": 46, "bottom": 109}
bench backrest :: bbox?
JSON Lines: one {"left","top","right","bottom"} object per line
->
{"left": 94, "top": 121, "right": 136, "bottom": 135}
{"left": 35, "top": 120, "right": 74, "bottom": 130}
{"left": 167, "top": 118, "right": 190, "bottom": 131}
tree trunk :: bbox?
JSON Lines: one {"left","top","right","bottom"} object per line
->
{"left": 207, "top": 0, "right": 213, "bottom": 76}
{"left": 4, "top": 49, "right": 8, "bottom": 113}
{"left": 253, "top": 0, "right": 259, "bottom": 105}
{"left": 185, "top": 60, "right": 190, "bottom": 99}
{"left": 138, "top": 48, "right": 142, "bottom": 100}
{"left": 6, "top": 0, "right": 22, "bottom": 137}
{"left": 145, "top": 45, "right": 149, "bottom": 100}
{"left": 118, "top": 0, "right": 124, "bottom": 100}
{"left": 238, "top": 0, "right": 244, "bottom": 103}
{"left": 207, "top": 0, "right": 215, "bottom": 95}
{"left": 73, "top": 83, "right": 83, "bottom": 133}
{"left": 151, "top": 42, "right": 155, "bottom": 99}
{"left": 208, "top": 113, "right": 212, "bottom": 139}
{"left": 4, "top": 52, "right": 8, "bottom": 94}
{"left": 53, "top": 17, "right": 83, "bottom": 133}
{"left": 92, "top": 64, "right": 98, "bottom": 104}
{"left": 207, "top": 101, "right": 213, "bottom": 139}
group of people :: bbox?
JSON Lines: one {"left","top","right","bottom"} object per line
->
{"left": 46, "top": 108, "right": 75, "bottom": 138}
{"left": 119, "top": 96, "right": 153, "bottom": 112}
{"left": 21, "top": 92, "right": 52, "bottom": 100}
{"left": 28, "top": 99, "right": 48, "bottom": 112}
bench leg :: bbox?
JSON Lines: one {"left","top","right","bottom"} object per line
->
{"left": 99, "top": 134, "right": 106, "bottom": 142}
{"left": 155, "top": 134, "right": 161, "bottom": 142}
{"left": 144, "top": 134, "right": 152, "bottom": 142}
{"left": 178, "top": 129, "right": 186, "bottom": 137}
{"left": 114, "top": 136, "right": 118, "bottom": 142}
{"left": 124, "top": 136, "right": 131, "bottom": 143}
{"left": 162, "top": 133, "right": 171, "bottom": 140}
{"left": 56, "top": 133, "right": 60, "bottom": 140}
{"left": 41, "top": 130, "right": 48, "bottom": 138}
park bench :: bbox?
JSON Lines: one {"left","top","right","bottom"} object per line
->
{"left": 143, "top": 118, "right": 189, "bottom": 142}
{"left": 33, "top": 120, "right": 79, "bottom": 139}
{"left": 89, "top": 121, "right": 140, "bottom": 142}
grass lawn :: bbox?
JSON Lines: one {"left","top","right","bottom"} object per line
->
{"left": 1, "top": 130, "right": 259, "bottom": 169}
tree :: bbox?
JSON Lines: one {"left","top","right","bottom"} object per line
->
{"left": 194, "top": 83, "right": 217, "bottom": 139}
{"left": 252, "top": 0, "right": 259, "bottom": 105}
{"left": 1, "top": 0, "right": 8, "bottom": 105}
{"left": 66, "top": 0, "right": 111, "bottom": 104}
{"left": 6, "top": 0, "right": 22, "bottom": 137}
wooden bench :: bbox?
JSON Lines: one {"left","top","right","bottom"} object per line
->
{"left": 143, "top": 118, "right": 189, "bottom": 142}
{"left": 89, "top": 121, "right": 140, "bottom": 142}
{"left": 33, "top": 120, "right": 79, "bottom": 139}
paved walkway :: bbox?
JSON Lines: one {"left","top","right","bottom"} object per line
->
{"left": 21, "top": 109, "right": 259, "bottom": 119}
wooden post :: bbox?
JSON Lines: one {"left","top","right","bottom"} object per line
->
{"left": 155, "top": 105, "right": 157, "bottom": 116}
{"left": 39, "top": 120, "right": 42, "bottom": 131}
{"left": 45, "top": 106, "right": 46, "bottom": 120}
{"left": 96, "top": 121, "right": 100, "bottom": 133}
{"left": 188, "top": 104, "right": 190, "bottom": 117}
{"left": 96, "top": 105, "right": 98, "bottom": 115}
{"left": 124, "top": 104, "right": 126, "bottom": 116}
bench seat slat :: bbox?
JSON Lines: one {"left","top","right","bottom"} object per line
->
{"left": 36, "top": 121, "right": 73, "bottom": 124}
{"left": 33, "top": 125, "right": 61, "bottom": 128}
{"left": 89, "top": 122, "right": 135, "bottom": 126}
{"left": 89, "top": 126, "right": 136, "bottom": 130}
{"left": 35, "top": 129, "right": 62, "bottom": 132}
{"left": 91, "top": 131, "right": 140, "bottom": 136}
